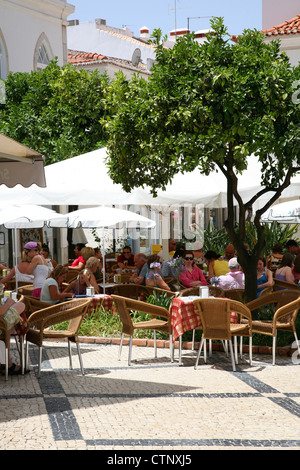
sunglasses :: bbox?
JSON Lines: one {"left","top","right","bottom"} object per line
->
{"left": 185, "top": 256, "right": 194, "bottom": 261}
{"left": 123, "top": 251, "right": 131, "bottom": 254}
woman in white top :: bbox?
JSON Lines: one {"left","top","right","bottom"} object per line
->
{"left": 40, "top": 265, "right": 74, "bottom": 304}
{"left": 1, "top": 251, "right": 34, "bottom": 285}
{"left": 23, "top": 241, "right": 51, "bottom": 298}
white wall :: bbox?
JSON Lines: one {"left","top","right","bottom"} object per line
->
{"left": 67, "top": 21, "right": 156, "bottom": 64}
{"left": 0, "top": 0, "right": 74, "bottom": 76}
{"left": 262, "top": 0, "right": 299, "bottom": 30}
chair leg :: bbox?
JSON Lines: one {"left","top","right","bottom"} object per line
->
{"left": 229, "top": 340, "right": 236, "bottom": 372}
{"left": 293, "top": 331, "right": 300, "bottom": 357}
{"left": 169, "top": 335, "right": 173, "bottom": 363}
{"left": 153, "top": 330, "right": 157, "bottom": 358}
{"left": 203, "top": 339, "right": 207, "bottom": 363}
{"left": 68, "top": 340, "right": 73, "bottom": 370}
{"left": 4, "top": 346, "right": 8, "bottom": 381}
{"left": 76, "top": 343, "right": 84, "bottom": 376}
{"left": 209, "top": 339, "right": 212, "bottom": 357}
{"left": 128, "top": 336, "right": 133, "bottom": 366}
{"left": 194, "top": 338, "right": 204, "bottom": 369}
{"left": 249, "top": 337, "right": 252, "bottom": 366}
{"left": 192, "top": 329, "right": 195, "bottom": 350}
{"left": 178, "top": 335, "right": 182, "bottom": 366}
{"left": 234, "top": 336, "right": 238, "bottom": 364}
{"left": 118, "top": 333, "right": 124, "bottom": 360}
{"left": 38, "top": 346, "right": 42, "bottom": 378}
{"left": 272, "top": 335, "right": 277, "bottom": 366}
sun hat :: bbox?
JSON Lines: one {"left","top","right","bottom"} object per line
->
{"left": 24, "top": 241, "right": 38, "bottom": 250}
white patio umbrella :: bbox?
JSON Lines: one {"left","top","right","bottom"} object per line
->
{"left": 261, "top": 199, "right": 300, "bottom": 224}
{"left": 0, "top": 205, "right": 68, "bottom": 289}
{"left": 65, "top": 206, "right": 156, "bottom": 293}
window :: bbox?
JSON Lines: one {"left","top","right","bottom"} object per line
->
{"left": 34, "top": 33, "right": 53, "bottom": 71}
{"left": 37, "top": 42, "right": 51, "bottom": 70}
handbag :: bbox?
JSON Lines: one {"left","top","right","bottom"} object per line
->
{"left": 2, "top": 307, "right": 21, "bottom": 330}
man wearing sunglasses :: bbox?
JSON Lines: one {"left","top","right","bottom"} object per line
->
{"left": 117, "top": 246, "right": 135, "bottom": 270}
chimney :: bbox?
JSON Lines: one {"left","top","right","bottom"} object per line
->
{"left": 140, "top": 26, "right": 150, "bottom": 39}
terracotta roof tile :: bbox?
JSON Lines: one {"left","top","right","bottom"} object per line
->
{"left": 68, "top": 51, "right": 107, "bottom": 64}
{"left": 261, "top": 14, "right": 300, "bottom": 36}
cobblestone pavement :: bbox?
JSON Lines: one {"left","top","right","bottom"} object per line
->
{"left": 1, "top": 340, "right": 300, "bottom": 451}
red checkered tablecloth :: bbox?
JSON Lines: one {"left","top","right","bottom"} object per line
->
{"left": 87, "top": 295, "right": 115, "bottom": 315}
{"left": 170, "top": 297, "right": 238, "bottom": 342}
{"left": 171, "top": 297, "right": 202, "bottom": 342}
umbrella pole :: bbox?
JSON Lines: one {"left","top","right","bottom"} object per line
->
{"left": 14, "top": 228, "right": 18, "bottom": 292}
{"left": 102, "top": 227, "right": 106, "bottom": 294}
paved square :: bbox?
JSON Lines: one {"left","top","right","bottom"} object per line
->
{"left": 1, "top": 341, "right": 300, "bottom": 450}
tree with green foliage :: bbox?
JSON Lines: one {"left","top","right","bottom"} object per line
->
{"left": 105, "top": 18, "right": 300, "bottom": 302}
{"left": 0, "top": 60, "right": 110, "bottom": 164}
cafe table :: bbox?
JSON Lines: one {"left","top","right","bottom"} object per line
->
{"left": 79, "top": 293, "right": 116, "bottom": 315}
{"left": 170, "top": 296, "right": 238, "bottom": 364}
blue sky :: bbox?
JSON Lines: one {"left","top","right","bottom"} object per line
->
{"left": 68, "top": 0, "right": 262, "bottom": 37}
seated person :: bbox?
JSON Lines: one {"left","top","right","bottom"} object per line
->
{"left": 179, "top": 251, "right": 207, "bottom": 288}
{"left": 1, "top": 250, "right": 34, "bottom": 285}
{"left": 68, "top": 243, "right": 86, "bottom": 271}
{"left": 162, "top": 246, "right": 185, "bottom": 279}
{"left": 41, "top": 244, "right": 57, "bottom": 271}
{"left": 146, "top": 254, "right": 170, "bottom": 291}
{"left": 204, "top": 250, "right": 229, "bottom": 278}
{"left": 292, "top": 254, "right": 300, "bottom": 284}
{"left": 217, "top": 257, "right": 245, "bottom": 290}
{"left": 0, "top": 297, "right": 27, "bottom": 375}
{"left": 83, "top": 256, "right": 100, "bottom": 293}
{"left": 63, "top": 270, "right": 88, "bottom": 296}
{"left": 130, "top": 253, "right": 148, "bottom": 285}
{"left": 40, "top": 265, "right": 74, "bottom": 304}
{"left": 117, "top": 246, "right": 135, "bottom": 270}
{"left": 266, "top": 243, "right": 283, "bottom": 269}
{"left": 257, "top": 257, "right": 273, "bottom": 296}
{"left": 275, "top": 253, "right": 295, "bottom": 284}
{"left": 285, "top": 239, "right": 300, "bottom": 256}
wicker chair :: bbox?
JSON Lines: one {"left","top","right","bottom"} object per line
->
{"left": 111, "top": 284, "right": 145, "bottom": 300}
{"left": 193, "top": 298, "right": 253, "bottom": 371}
{"left": 111, "top": 294, "right": 172, "bottom": 366}
{"left": 179, "top": 286, "right": 225, "bottom": 297}
{"left": 25, "top": 298, "right": 91, "bottom": 377}
{"left": 19, "top": 295, "right": 53, "bottom": 318}
{"left": 17, "top": 284, "right": 35, "bottom": 297}
{"left": 246, "top": 290, "right": 300, "bottom": 365}
{"left": 273, "top": 278, "right": 298, "bottom": 291}
{"left": 223, "top": 288, "right": 245, "bottom": 303}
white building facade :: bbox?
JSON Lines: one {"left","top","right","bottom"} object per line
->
{"left": 0, "top": 0, "right": 75, "bottom": 79}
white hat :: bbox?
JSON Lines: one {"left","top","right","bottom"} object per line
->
{"left": 228, "top": 257, "right": 239, "bottom": 268}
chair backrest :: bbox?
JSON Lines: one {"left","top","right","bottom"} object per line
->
{"left": 18, "top": 284, "right": 35, "bottom": 296}
{"left": 179, "top": 287, "right": 199, "bottom": 297}
{"left": 193, "top": 298, "right": 233, "bottom": 341}
{"left": 274, "top": 278, "right": 298, "bottom": 291}
{"left": 275, "top": 297, "right": 300, "bottom": 327}
{"left": 66, "top": 270, "right": 78, "bottom": 283}
{"left": 28, "top": 299, "right": 91, "bottom": 335}
{"left": 111, "top": 284, "right": 140, "bottom": 299}
{"left": 111, "top": 294, "right": 171, "bottom": 336}
{"left": 223, "top": 288, "right": 245, "bottom": 303}
{"left": 20, "top": 294, "right": 52, "bottom": 317}
{"left": 247, "top": 289, "right": 300, "bottom": 312}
